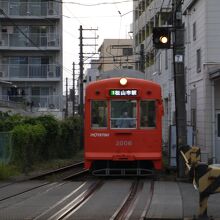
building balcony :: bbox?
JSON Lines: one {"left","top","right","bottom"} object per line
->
{"left": 0, "top": 1, "right": 60, "bottom": 18}
{"left": 0, "top": 64, "right": 61, "bottom": 81}
{"left": 0, "top": 33, "right": 60, "bottom": 50}
{"left": 0, "top": 94, "right": 62, "bottom": 110}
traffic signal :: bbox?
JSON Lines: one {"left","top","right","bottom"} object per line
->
{"left": 153, "top": 27, "right": 171, "bottom": 49}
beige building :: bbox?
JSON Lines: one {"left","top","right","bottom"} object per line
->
{"left": 98, "top": 39, "right": 134, "bottom": 72}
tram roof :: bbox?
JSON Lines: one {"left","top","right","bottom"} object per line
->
{"left": 99, "top": 69, "right": 145, "bottom": 80}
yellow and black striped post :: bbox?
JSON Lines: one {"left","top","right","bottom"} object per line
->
{"left": 194, "top": 163, "right": 220, "bottom": 218}
{"left": 180, "top": 145, "right": 220, "bottom": 219}
{"left": 180, "top": 145, "right": 201, "bottom": 176}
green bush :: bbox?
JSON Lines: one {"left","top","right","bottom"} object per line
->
{"left": 58, "top": 116, "right": 81, "bottom": 158}
{"left": 0, "top": 112, "right": 82, "bottom": 173}
{"left": 11, "top": 124, "right": 46, "bottom": 172}
{"left": 0, "top": 113, "right": 23, "bottom": 132}
{"left": 23, "top": 115, "right": 60, "bottom": 160}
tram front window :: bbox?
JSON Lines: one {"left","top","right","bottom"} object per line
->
{"left": 140, "top": 100, "right": 156, "bottom": 128}
{"left": 91, "top": 100, "right": 107, "bottom": 129}
{"left": 111, "top": 100, "right": 136, "bottom": 129}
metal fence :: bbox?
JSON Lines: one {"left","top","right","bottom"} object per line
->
{"left": 0, "top": 132, "right": 12, "bottom": 164}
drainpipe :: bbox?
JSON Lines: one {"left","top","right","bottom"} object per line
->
{"left": 211, "top": 80, "right": 216, "bottom": 163}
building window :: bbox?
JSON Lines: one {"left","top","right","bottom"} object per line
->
{"left": 193, "top": 22, "right": 196, "bottom": 41}
{"left": 196, "top": 48, "right": 201, "bottom": 72}
{"left": 123, "top": 48, "right": 133, "bottom": 56}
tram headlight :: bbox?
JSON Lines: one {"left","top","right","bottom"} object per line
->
{"left": 120, "top": 78, "right": 127, "bottom": 86}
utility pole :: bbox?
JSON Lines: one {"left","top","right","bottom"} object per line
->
{"left": 172, "top": 0, "right": 187, "bottom": 178}
{"left": 78, "top": 25, "right": 98, "bottom": 149}
{"left": 72, "top": 62, "right": 75, "bottom": 117}
{"left": 79, "top": 25, "right": 84, "bottom": 117}
{"left": 65, "top": 77, "right": 68, "bottom": 118}
{"left": 79, "top": 25, "right": 98, "bottom": 115}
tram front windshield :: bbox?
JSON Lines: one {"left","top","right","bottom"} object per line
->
{"left": 111, "top": 100, "right": 137, "bottom": 129}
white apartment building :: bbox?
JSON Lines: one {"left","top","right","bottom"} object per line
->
{"left": 133, "top": 0, "right": 220, "bottom": 163}
{"left": 0, "top": 0, "right": 63, "bottom": 116}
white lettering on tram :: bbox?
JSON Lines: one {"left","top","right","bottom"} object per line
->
{"left": 90, "top": 133, "right": 110, "bottom": 137}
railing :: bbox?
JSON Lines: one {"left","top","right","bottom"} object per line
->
{"left": 0, "top": 98, "right": 25, "bottom": 109}
{"left": 1, "top": 95, "right": 62, "bottom": 110}
{"left": 0, "top": 64, "right": 61, "bottom": 80}
{"left": 0, "top": 33, "right": 59, "bottom": 48}
{"left": 0, "top": 1, "right": 60, "bottom": 17}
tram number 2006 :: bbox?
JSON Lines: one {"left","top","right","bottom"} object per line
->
{"left": 116, "top": 140, "right": 133, "bottom": 146}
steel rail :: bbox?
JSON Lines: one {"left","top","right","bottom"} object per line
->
{"left": 0, "top": 162, "right": 87, "bottom": 201}
{"left": 111, "top": 179, "right": 143, "bottom": 220}
{"left": 0, "top": 161, "right": 84, "bottom": 190}
{"left": 47, "top": 180, "right": 103, "bottom": 220}
{"left": 62, "top": 169, "right": 89, "bottom": 181}
{"left": 29, "top": 161, "right": 84, "bottom": 180}
{"left": 140, "top": 180, "right": 155, "bottom": 220}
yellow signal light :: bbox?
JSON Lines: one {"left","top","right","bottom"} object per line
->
{"left": 160, "top": 36, "right": 168, "bottom": 44}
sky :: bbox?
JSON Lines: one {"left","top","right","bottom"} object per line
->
{"left": 62, "top": 0, "right": 133, "bottom": 84}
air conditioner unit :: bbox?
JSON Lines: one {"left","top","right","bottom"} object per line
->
{"left": 0, "top": 71, "right": 4, "bottom": 77}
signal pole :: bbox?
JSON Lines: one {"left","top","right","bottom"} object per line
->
{"left": 172, "top": 0, "right": 187, "bottom": 178}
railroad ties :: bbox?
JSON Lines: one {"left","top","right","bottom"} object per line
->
{"left": 180, "top": 145, "right": 220, "bottom": 220}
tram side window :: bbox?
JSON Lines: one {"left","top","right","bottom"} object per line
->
{"left": 91, "top": 101, "right": 107, "bottom": 129}
{"left": 111, "top": 100, "right": 137, "bottom": 129}
{"left": 140, "top": 100, "right": 156, "bottom": 128}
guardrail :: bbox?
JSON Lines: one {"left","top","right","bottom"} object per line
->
{"left": 180, "top": 145, "right": 220, "bottom": 220}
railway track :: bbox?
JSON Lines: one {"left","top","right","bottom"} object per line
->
{"left": 0, "top": 178, "right": 196, "bottom": 220}
{"left": 0, "top": 161, "right": 88, "bottom": 202}
{"left": 35, "top": 180, "right": 104, "bottom": 220}
{"left": 30, "top": 161, "right": 87, "bottom": 180}
{"left": 111, "top": 179, "right": 154, "bottom": 220}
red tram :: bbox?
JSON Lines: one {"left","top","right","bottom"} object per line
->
{"left": 84, "top": 77, "right": 163, "bottom": 176}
